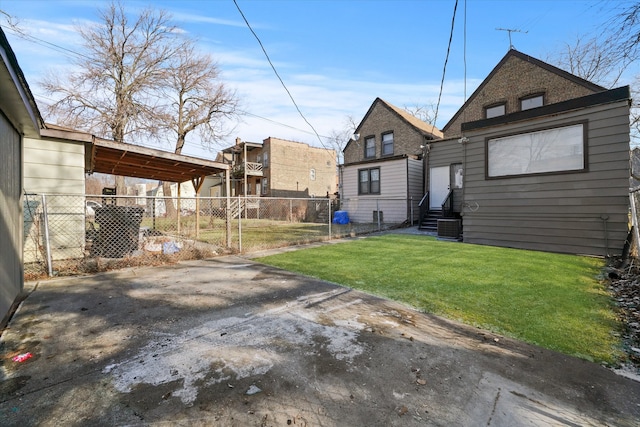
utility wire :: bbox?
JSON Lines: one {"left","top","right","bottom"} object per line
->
{"left": 434, "top": 0, "right": 459, "bottom": 127}
{"left": 232, "top": 0, "right": 335, "bottom": 158}
{"left": 0, "top": 21, "right": 92, "bottom": 61}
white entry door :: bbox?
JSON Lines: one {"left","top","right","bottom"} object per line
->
{"left": 429, "top": 166, "right": 450, "bottom": 209}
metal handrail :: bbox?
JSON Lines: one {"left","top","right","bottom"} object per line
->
{"left": 418, "top": 192, "right": 429, "bottom": 228}
{"left": 441, "top": 190, "right": 454, "bottom": 217}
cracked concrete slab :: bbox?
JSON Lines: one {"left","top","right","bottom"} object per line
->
{"left": 1, "top": 255, "right": 639, "bottom": 426}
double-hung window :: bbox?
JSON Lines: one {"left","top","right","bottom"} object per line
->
{"left": 365, "top": 136, "right": 375, "bottom": 158}
{"left": 358, "top": 167, "right": 380, "bottom": 195}
{"left": 382, "top": 132, "right": 394, "bottom": 155}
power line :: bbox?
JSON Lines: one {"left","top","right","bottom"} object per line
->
{"left": 434, "top": 0, "right": 459, "bottom": 127}
{"left": 232, "top": 0, "right": 334, "bottom": 159}
{"left": 0, "top": 21, "right": 92, "bottom": 61}
{"left": 238, "top": 109, "right": 332, "bottom": 140}
{"left": 2, "top": 10, "right": 331, "bottom": 150}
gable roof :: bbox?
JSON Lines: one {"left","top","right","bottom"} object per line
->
{"left": 345, "top": 98, "right": 443, "bottom": 152}
{"left": 0, "top": 27, "right": 44, "bottom": 137}
{"left": 442, "top": 49, "right": 606, "bottom": 133}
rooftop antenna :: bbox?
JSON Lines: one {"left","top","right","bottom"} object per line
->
{"left": 496, "top": 28, "right": 528, "bottom": 49}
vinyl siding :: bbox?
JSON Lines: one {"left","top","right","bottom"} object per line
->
{"left": 407, "top": 158, "right": 423, "bottom": 222}
{"left": 23, "top": 136, "right": 85, "bottom": 194}
{"left": 0, "top": 112, "right": 23, "bottom": 323}
{"left": 342, "top": 158, "right": 411, "bottom": 223}
{"left": 428, "top": 138, "right": 464, "bottom": 212}
{"left": 23, "top": 136, "right": 86, "bottom": 262}
{"left": 462, "top": 99, "right": 630, "bottom": 256}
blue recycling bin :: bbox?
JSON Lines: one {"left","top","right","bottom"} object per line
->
{"left": 332, "top": 210, "right": 349, "bottom": 224}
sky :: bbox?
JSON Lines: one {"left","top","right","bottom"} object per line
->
{"left": 0, "top": 0, "right": 634, "bottom": 161}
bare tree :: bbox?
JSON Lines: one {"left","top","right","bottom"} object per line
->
{"left": 550, "top": 1, "right": 640, "bottom": 146}
{"left": 403, "top": 102, "right": 437, "bottom": 125}
{"left": 554, "top": 36, "right": 626, "bottom": 88}
{"left": 327, "top": 115, "right": 357, "bottom": 165}
{"left": 159, "top": 40, "right": 239, "bottom": 213}
{"left": 607, "top": 1, "right": 640, "bottom": 65}
{"left": 162, "top": 41, "right": 238, "bottom": 155}
{"left": 41, "top": 1, "right": 183, "bottom": 195}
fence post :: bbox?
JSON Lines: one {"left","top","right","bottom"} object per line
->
{"left": 328, "top": 198, "right": 332, "bottom": 240}
{"left": 289, "top": 199, "right": 293, "bottom": 222}
{"left": 238, "top": 195, "right": 242, "bottom": 253}
{"left": 41, "top": 194, "right": 53, "bottom": 277}
{"left": 376, "top": 199, "right": 381, "bottom": 231}
{"left": 630, "top": 192, "right": 640, "bottom": 256}
{"left": 226, "top": 168, "right": 232, "bottom": 249}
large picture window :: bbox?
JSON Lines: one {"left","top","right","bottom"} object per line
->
{"left": 487, "top": 122, "right": 586, "bottom": 178}
{"left": 358, "top": 167, "right": 380, "bottom": 194}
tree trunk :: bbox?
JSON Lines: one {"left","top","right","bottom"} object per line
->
{"left": 162, "top": 181, "right": 177, "bottom": 217}
{"left": 115, "top": 175, "right": 126, "bottom": 206}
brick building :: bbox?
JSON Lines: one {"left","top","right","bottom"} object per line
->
{"left": 442, "top": 49, "right": 603, "bottom": 138}
{"left": 221, "top": 137, "right": 336, "bottom": 198}
{"left": 341, "top": 98, "right": 443, "bottom": 224}
{"left": 424, "top": 49, "right": 630, "bottom": 256}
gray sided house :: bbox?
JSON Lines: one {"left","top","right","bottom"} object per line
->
{"left": 426, "top": 49, "right": 631, "bottom": 256}
{"left": 342, "top": 98, "right": 443, "bottom": 224}
{"left": 0, "top": 28, "right": 44, "bottom": 326}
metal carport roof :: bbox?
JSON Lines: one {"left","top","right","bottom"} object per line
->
{"left": 41, "top": 125, "right": 229, "bottom": 184}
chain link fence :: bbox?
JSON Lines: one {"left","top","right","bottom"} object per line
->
{"left": 629, "top": 189, "right": 640, "bottom": 258}
{"left": 22, "top": 194, "right": 414, "bottom": 280}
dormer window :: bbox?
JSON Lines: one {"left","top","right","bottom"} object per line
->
{"left": 485, "top": 103, "right": 506, "bottom": 119}
{"left": 520, "top": 93, "right": 544, "bottom": 111}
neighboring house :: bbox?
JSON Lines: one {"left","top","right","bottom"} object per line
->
{"left": 341, "top": 98, "right": 443, "bottom": 224}
{"left": 0, "top": 28, "right": 44, "bottom": 325}
{"left": 425, "top": 49, "right": 630, "bottom": 256}
{"left": 145, "top": 181, "right": 197, "bottom": 216}
{"left": 221, "top": 137, "right": 337, "bottom": 198}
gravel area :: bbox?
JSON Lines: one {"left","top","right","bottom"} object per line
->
{"left": 607, "top": 261, "right": 640, "bottom": 375}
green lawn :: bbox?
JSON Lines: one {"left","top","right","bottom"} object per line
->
{"left": 256, "top": 234, "right": 623, "bottom": 364}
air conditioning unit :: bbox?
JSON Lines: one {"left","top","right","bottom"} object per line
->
{"left": 437, "top": 219, "right": 461, "bottom": 239}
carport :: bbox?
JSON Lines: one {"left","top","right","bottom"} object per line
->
{"left": 41, "top": 125, "right": 232, "bottom": 244}
{"left": 86, "top": 137, "right": 232, "bottom": 243}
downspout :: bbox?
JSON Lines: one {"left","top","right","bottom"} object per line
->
{"left": 406, "top": 156, "right": 410, "bottom": 224}
{"left": 600, "top": 214, "right": 610, "bottom": 257}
